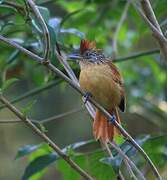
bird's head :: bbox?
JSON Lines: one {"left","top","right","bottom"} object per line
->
{"left": 68, "top": 39, "right": 106, "bottom": 64}
{"left": 79, "top": 39, "right": 105, "bottom": 64}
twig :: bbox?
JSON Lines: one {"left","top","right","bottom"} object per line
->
{"left": 0, "top": 119, "right": 21, "bottom": 123}
{"left": 113, "top": 48, "right": 160, "bottom": 62}
{"left": 112, "top": 2, "right": 130, "bottom": 58}
{"left": 131, "top": 0, "right": 167, "bottom": 64}
{"left": 103, "top": 142, "right": 125, "bottom": 180}
{"left": 110, "top": 142, "right": 146, "bottom": 180}
{"left": 38, "top": 106, "right": 84, "bottom": 124}
{"left": 0, "top": 1, "right": 24, "bottom": 12}
{"left": 27, "top": 0, "right": 51, "bottom": 61}
{"left": 0, "top": 107, "right": 84, "bottom": 124}
{"left": 0, "top": 35, "right": 161, "bottom": 180}
{"left": 0, "top": 94, "right": 94, "bottom": 180}
{"left": 0, "top": 79, "right": 62, "bottom": 111}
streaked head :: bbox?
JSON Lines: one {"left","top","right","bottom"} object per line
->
{"left": 68, "top": 39, "right": 107, "bottom": 64}
{"left": 79, "top": 39, "right": 106, "bottom": 64}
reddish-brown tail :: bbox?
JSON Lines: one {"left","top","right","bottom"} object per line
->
{"left": 93, "top": 108, "right": 121, "bottom": 142}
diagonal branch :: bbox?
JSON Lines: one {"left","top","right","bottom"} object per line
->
{"left": 0, "top": 94, "right": 94, "bottom": 180}
{"left": 0, "top": 79, "right": 62, "bottom": 111}
{"left": 110, "top": 142, "right": 146, "bottom": 180}
{"left": 112, "top": 1, "right": 130, "bottom": 58}
{"left": 131, "top": 0, "right": 167, "bottom": 64}
{"left": 0, "top": 107, "right": 84, "bottom": 124}
{"left": 0, "top": 34, "right": 161, "bottom": 180}
{"left": 27, "top": 0, "right": 51, "bottom": 61}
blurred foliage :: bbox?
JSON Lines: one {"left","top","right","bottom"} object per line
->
{"left": 0, "top": 0, "right": 167, "bottom": 179}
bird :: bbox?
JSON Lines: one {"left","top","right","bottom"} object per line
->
{"left": 78, "top": 39, "right": 125, "bottom": 142}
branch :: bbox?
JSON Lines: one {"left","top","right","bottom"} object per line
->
{"left": 113, "top": 48, "right": 160, "bottom": 62}
{"left": 0, "top": 107, "right": 84, "bottom": 124}
{"left": 0, "top": 35, "right": 161, "bottom": 180}
{"left": 102, "top": 142, "right": 125, "bottom": 180}
{"left": 110, "top": 142, "right": 146, "bottom": 180}
{"left": 27, "top": 0, "right": 51, "bottom": 61}
{"left": 112, "top": 1, "right": 130, "bottom": 58}
{"left": 0, "top": 94, "right": 93, "bottom": 180}
{"left": 0, "top": 79, "right": 62, "bottom": 111}
{"left": 131, "top": 0, "right": 167, "bottom": 64}
{"left": 40, "top": 107, "right": 84, "bottom": 123}
{"left": 1, "top": 1, "right": 25, "bottom": 12}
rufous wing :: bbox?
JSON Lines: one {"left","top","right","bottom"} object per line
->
{"left": 107, "top": 61, "right": 126, "bottom": 112}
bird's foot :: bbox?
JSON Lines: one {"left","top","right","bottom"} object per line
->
{"left": 109, "top": 114, "right": 116, "bottom": 124}
{"left": 83, "top": 92, "right": 92, "bottom": 104}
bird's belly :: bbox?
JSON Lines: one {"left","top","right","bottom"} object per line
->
{"left": 79, "top": 65, "right": 121, "bottom": 110}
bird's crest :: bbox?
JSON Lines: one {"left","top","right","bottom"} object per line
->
{"left": 80, "top": 39, "right": 96, "bottom": 54}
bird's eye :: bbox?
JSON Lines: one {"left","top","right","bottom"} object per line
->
{"left": 85, "top": 52, "right": 90, "bottom": 56}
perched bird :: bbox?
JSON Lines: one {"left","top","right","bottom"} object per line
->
{"left": 78, "top": 39, "right": 125, "bottom": 142}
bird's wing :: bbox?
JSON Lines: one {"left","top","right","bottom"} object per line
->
{"left": 107, "top": 61, "right": 126, "bottom": 112}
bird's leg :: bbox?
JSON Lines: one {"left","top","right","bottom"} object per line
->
{"left": 83, "top": 91, "right": 92, "bottom": 104}
{"left": 109, "top": 113, "right": 116, "bottom": 124}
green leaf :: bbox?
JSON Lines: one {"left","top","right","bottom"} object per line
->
{"left": 143, "top": 134, "right": 167, "bottom": 167}
{"left": 100, "top": 156, "right": 122, "bottom": 174}
{"left": 57, "top": 150, "right": 116, "bottom": 180}
{"left": 15, "top": 144, "right": 43, "bottom": 160}
{"left": 1, "top": 78, "right": 18, "bottom": 92}
{"left": 37, "top": 6, "right": 50, "bottom": 23}
{"left": 22, "top": 153, "right": 58, "bottom": 180}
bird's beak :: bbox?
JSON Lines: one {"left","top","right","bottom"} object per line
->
{"left": 67, "top": 53, "right": 82, "bottom": 61}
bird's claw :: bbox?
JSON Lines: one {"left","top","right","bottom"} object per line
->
{"left": 109, "top": 114, "right": 116, "bottom": 124}
{"left": 83, "top": 92, "right": 92, "bottom": 104}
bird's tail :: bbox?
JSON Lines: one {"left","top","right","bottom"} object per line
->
{"left": 93, "top": 108, "right": 121, "bottom": 142}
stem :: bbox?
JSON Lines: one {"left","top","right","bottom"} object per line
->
{"left": 113, "top": 48, "right": 160, "bottom": 62}
{"left": 27, "top": 0, "right": 51, "bottom": 61}
{"left": 110, "top": 142, "right": 146, "bottom": 180}
{"left": 112, "top": 1, "right": 130, "bottom": 58}
{"left": 0, "top": 107, "right": 84, "bottom": 124}
{"left": 131, "top": 0, "right": 167, "bottom": 65}
{"left": 0, "top": 79, "right": 62, "bottom": 111}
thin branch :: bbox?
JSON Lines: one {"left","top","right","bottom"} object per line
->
{"left": 110, "top": 142, "right": 146, "bottom": 180}
{"left": 140, "top": 0, "right": 162, "bottom": 34}
{"left": 103, "top": 142, "right": 125, "bottom": 180}
{"left": 0, "top": 1, "right": 24, "bottom": 12}
{"left": 113, "top": 48, "right": 160, "bottom": 62}
{"left": 112, "top": 1, "right": 130, "bottom": 58}
{"left": 38, "top": 106, "right": 84, "bottom": 124}
{"left": 0, "top": 35, "right": 161, "bottom": 180}
{"left": 0, "top": 119, "right": 21, "bottom": 123}
{"left": 0, "top": 79, "right": 62, "bottom": 111}
{"left": 27, "top": 0, "right": 51, "bottom": 61}
{"left": 131, "top": 0, "right": 167, "bottom": 64}
{"left": 0, "top": 94, "right": 94, "bottom": 180}
{"left": 0, "top": 107, "right": 84, "bottom": 124}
